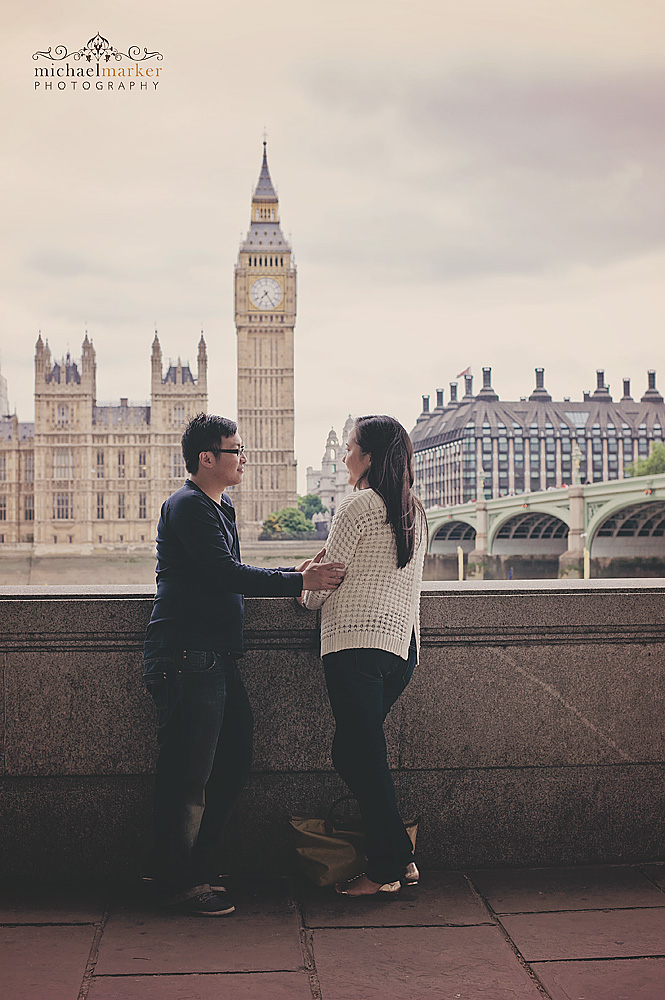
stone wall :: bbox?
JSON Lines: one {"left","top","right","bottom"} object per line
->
{"left": 0, "top": 580, "right": 663, "bottom": 879}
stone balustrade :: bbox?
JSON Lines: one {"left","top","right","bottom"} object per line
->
{"left": 0, "top": 580, "right": 663, "bottom": 878}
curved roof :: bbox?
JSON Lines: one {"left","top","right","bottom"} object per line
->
{"left": 412, "top": 373, "right": 665, "bottom": 449}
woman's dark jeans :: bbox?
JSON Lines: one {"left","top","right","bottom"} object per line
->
{"left": 143, "top": 644, "right": 253, "bottom": 896}
{"left": 323, "top": 635, "right": 417, "bottom": 885}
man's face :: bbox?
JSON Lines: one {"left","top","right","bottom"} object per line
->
{"left": 209, "top": 432, "right": 247, "bottom": 489}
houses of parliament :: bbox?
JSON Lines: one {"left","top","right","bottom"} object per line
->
{"left": 0, "top": 144, "right": 298, "bottom": 547}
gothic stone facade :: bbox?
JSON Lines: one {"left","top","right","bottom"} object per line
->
{"left": 412, "top": 367, "right": 665, "bottom": 509}
{"left": 0, "top": 333, "right": 207, "bottom": 546}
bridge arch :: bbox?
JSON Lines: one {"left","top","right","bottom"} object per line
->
{"left": 430, "top": 519, "right": 477, "bottom": 554}
{"left": 588, "top": 499, "right": 665, "bottom": 557}
{"left": 427, "top": 512, "right": 477, "bottom": 553}
{"left": 489, "top": 511, "right": 569, "bottom": 556}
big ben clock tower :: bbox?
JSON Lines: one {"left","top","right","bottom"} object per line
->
{"left": 234, "top": 141, "right": 298, "bottom": 534}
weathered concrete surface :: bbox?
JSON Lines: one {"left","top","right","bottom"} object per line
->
{"left": 0, "top": 580, "right": 663, "bottom": 877}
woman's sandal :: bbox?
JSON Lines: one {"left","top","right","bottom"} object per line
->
{"left": 403, "top": 862, "right": 420, "bottom": 886}
{"left": 335, "top": 873, "right": 401, "bottom": 897}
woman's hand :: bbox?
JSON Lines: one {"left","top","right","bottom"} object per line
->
{"left": 294, "top": 547, "right": 322, "bottom": 574}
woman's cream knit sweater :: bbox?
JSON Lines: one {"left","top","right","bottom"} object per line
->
{"left": 302, "top": 489, "right": 427, "bottom": 661}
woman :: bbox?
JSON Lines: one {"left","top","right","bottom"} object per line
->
{"left": 302, "top": 415, "right": 427, "bottom": 896}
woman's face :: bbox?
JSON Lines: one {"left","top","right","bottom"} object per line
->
{"left": 343, "top": 429, "right": 371, "bottom": 487}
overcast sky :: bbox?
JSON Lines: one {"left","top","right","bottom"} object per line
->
{"left": 2, "top": 0, "right": 664, "bottom": 490}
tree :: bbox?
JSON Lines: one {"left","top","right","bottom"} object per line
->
{"left": 298, "top": 494, "right": 327, "bottom": 520}
{"left": 624, "top": 441, "right": 665, "bottom": 478}
{"left": 261, "top": 512, "right": 284, "bottom": 536}
{"left": 260, "top": 506, "right": 315, "bottom": 539}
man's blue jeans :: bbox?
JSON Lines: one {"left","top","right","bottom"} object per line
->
{"left": 323, "top": 635, "right": 417, "bottom": 885}
{"left": 143, "top": 644, "right": 253, "bottom": 896}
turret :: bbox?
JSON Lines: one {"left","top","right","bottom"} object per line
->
{"left": 0, "top": 357, "right": 9, "bottom": 416}
{"left": 323, "top": 428, "right": 341, "bottom": 464}
{"left": 151, "top": 333, "right": 162, "bottom": 390}
{"left": 197, "top": 334, "right": 208, "bottom": 393}
{"left": 35, "top": 333, "right": 51, "bottom": 383}
{"left": 81, "top": 333, "right": 97, "bottom": 396}
{"left": 341, "top": 414, "right": 354, "bottom": 445}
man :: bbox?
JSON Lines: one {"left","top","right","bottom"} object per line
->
{"left": 143, "top": 413, "right": 344, "bottom": 915}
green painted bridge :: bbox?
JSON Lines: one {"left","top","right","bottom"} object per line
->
{"left": 426, "top": 473, "right": 665, "bottom": 577}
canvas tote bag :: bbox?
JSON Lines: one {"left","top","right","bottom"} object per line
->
{"left": 289, "top": 795, "right": 418, "bottom": 887}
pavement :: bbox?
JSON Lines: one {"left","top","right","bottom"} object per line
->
{"left": 2, "top": 863, "right": 665, "bottom": 1000}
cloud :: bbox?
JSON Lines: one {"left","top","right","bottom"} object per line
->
{"left": 292, "top": 63, "right": 665, "bottom": 280}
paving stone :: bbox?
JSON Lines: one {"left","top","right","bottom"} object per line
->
{"left": 313, "top": 925, "right": 544, "bottom": 999}
{"left": 88, "top": 971, "right": 313, "bottom": 999}
{"left": 301, "top": 871, "right": 492, "bottom": 928}
{"left": 0, "top": 925, "right": 94, "bottom": 1000}
{"left": 468, "top": 865, "right": 665, "bottom": 913}
{"left": 531, "top": 957, "right": 665, "bottom": 999}
{"left": 0, "top": 884, "right": 105, "bottom": 924}
{"left": 499, "top": 908, "right": 665, "bottom": 961}
{"left": 95, "top": 879, "right": 303, "bottom": 975}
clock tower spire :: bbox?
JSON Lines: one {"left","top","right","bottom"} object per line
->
{"left": 233, "top": 141, "right": 298, "bottom": 533}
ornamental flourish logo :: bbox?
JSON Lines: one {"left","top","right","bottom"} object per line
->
{"left": 33, "top": 31, "right": 164, "bottom": 92}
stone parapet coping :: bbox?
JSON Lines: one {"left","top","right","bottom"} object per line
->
{"left": 0, "top": 577, "right": 663, "bottom": 599}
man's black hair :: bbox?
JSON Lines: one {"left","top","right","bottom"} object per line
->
{"left": 181, "top": 413, "right": 238, "bottom": 474}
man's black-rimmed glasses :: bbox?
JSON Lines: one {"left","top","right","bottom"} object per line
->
{"left": 210, "top": 445, "right": 246, "bottom": 456}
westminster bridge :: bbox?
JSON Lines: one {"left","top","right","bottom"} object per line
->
{"left": 426, "top": 472, "right": 665, "bottom": 578}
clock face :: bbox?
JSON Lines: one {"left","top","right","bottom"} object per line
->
{"left": 250, "top": 277, "right": 283, "bottom": 309}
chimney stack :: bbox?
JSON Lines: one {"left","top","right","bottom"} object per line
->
{"left": 641, "top": 370, "right": 664, "bottom": 403}
{"left": 449, "top": 382, "right": 458, "bottom": 404}
{"left": 529, "top": 367, "right": 552, "bottom": 402}
{"left": 463, "top": 374, "right": 474, "bottom": 399}
{"left": 422, "top": 394, "right": 430, "bottom": 413}
{"left": 622, "top": 378, "right": 632, "bottom": 401}
{"left": 436, "top": 389, "right": 444, "bottom": 408}
{"left": 478, "top": 366, "right": 499, "bottom": 401}
{"left": 592, "top": 369, "right": 612, "bottom": 400}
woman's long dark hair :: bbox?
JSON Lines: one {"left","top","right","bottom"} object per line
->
{"left": 353, "top": 415, "right": 426, "bottom": 569}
